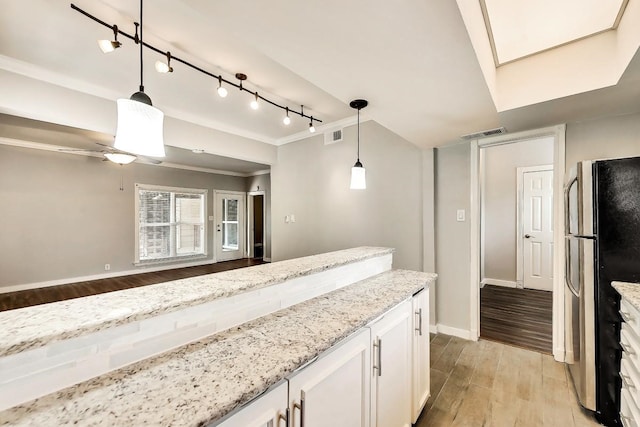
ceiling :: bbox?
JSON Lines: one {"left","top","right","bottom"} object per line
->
{"left": 1, "top": 0, "right": 640, "bottom": 165}
{"left": 482, "top": 0, "right": 627, "bottom": 65}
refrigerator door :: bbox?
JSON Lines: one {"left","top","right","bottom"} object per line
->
{"left": 565, "top": 160, "right": 594, "bottom": 237}
{"left": 593, "top": 157, "right": 640, "bottom": 425}
{"left": 566, "top": 235, "right": 597, "bottom": 411}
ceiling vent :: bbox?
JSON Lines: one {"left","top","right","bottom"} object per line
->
{"left": 460, "top": 127, "right": 507, "bottom": 140}
{"left": 324, "top": 128, "right": 343, "bottom": 145}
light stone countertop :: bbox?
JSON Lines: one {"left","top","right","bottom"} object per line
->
{"left": 612, "top": 281, "right": 640, "bottom": 312}
{"left": 0, "top": 269, "right": 436, "bottom": 427}
{"left": 0, "top": 247, "right": 393, "bottom": 357}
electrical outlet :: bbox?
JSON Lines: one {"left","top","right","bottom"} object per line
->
{"left": 104, "top": 264, "right": 111, "bottom": 271}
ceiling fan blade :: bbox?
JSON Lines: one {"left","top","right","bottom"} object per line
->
{"left": 57, "top": 148, "right": 102, "bottom": 153}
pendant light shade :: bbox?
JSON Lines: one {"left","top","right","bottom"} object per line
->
{"left": 114, "top": 97, "right": 165, "bottom": 157}
{"left": 349, "top": 99, "right": 368, "bottom": 190}
{"left": 350, "top": 160, "right": 366, "bottom": 189}
{"left": 113, "top": 1, "right": 165, "bottom": 158}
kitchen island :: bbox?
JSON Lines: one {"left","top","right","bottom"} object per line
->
{"left": 0, "top": 248, "right": 435, "bottom": 426}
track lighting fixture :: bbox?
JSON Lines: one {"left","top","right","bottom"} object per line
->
{"left": 217, "top": 76, "right": 228, "bottom": 98}
{"left": 250, "top": 92, "right": 259, "bottom": 110}
{"left": 283, "top": 107, "right": 291, "bottom": 125}
{"left": 113, "top": 0, "right": 165, "bottom": 158}
{"left": 72, "top": 3, "right": 322, "bottom": 132}
{"left": 155, "top": 51, "right": 173, "bottom": 73}
{"left": 98, "top": 24, "right": 121, "bottom": 53}
{"left": 349, "top": 99, "right": 368, "bottom": 190}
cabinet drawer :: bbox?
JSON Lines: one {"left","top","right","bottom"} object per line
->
{"left": 621, "top": 355, "right": 640, "bottom": 410}
{"left": 621, "top": 387, "right": 640, "bottom": 427}
{"left": 621, "top": 324, "right": 640, "bottom": 373}
{"left": 621, "top": 298, "right": 640, "bottom": 337}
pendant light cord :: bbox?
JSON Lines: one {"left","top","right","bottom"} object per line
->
{"left": 357, "top": 108, "right": 360, "bottom": 161}
{"left": 139, "top": 0, "right": 144, "bottom": 92}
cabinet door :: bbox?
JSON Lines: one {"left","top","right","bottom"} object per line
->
{"left": 412, "top": 289, "right": 430, "bottom": 423}
{"left": 369, "top": 299, "right": 412, "bottom": 427}
{"left": 288, "top": 328, "right": 371, "bottom": 427}
{"left": 214, "top": 381, "right": 288, "bottom": 427}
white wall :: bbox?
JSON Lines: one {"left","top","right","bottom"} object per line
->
{"left": 434, "top": 142, "right": 471, "bottom": 331}
{"left": 271, "top": 120, "right": 424, "bottom": 271}
{"left": 483, "top": 137, "right": 554, "bottom": 282}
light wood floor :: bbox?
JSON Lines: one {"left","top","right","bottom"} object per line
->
{"left": 416, "top": 334, "right": 602, "bottom": 427}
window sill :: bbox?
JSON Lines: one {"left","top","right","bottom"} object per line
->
{"left": 134, "top": 254, "right": 209, "bottom": 267}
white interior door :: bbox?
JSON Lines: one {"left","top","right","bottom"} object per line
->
{"left": 521, "top": 168, "right": 554, "bottom": 291}
{"left": 214, "top": 190, "right": 246, "bottom": 262}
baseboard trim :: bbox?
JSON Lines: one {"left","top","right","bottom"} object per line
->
{"left": 263, "top": 257, "right": 272, "bottom": 262}
{"left": 481, "top": 278, "right": 517, "bottom": 288}
{"left": 430, "top": 324, "right": 473, "bottom": 340}
{"left": 555, "top": 346, "right": 566, "bottom": 362}
{"left": 0, "top": 258, "right": 217, "bottom": 294}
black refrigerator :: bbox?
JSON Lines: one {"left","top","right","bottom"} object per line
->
{"left": 565, "top": 156, "right": 640, "bottom": 426}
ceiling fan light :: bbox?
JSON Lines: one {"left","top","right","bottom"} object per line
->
{"left": 350, "top": 162, "right": 366, "bottom": 190}
{"left": 114, "top": 98, "right": 165, "bottom": 157}
{"left": 104, "top": 152, "right": 137, "bottom": 165}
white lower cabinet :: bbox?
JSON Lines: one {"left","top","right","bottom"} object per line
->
{"left": 412, "top": 289, "right": 430, "bottom": 423}
{"left": 620, "top": 297, "right": 640, "bottom": 427}
{"left": 213, "top": 293, "right": 426, "bottom": 427}
{"left": 369, "top": 299, "right": 412, "bottom": 427}
{"left": 287, "top": 328, "right": 371, "bottom": 427}
{"left": 214, "top": 381, "right": 288, "bottom": 427}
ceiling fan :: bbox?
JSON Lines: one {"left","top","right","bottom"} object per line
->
{"left": 57, "top": 142, "right": 162, "bottom": 165}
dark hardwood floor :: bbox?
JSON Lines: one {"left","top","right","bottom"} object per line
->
{"left": 480, "top": 284, "right": 553, "bottom": 354}
{"left": 0, "top": 258, "right": 266, "bottom": 312}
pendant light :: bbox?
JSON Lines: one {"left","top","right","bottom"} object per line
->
{"left": 113, "top": 0, "right": 165, "bottom": 158}
{"left": 350, "top": 99, "right": 368, "bottom": 190}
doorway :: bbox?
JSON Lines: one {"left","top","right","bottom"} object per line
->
{"left": 214, "top": 190, "right": 246, "bottom": 262}
{"left": 247, "top": 191, "right": 265, "bottom": 260}
{"left": 471, "top": 125, "right": 566, "bottom": 359}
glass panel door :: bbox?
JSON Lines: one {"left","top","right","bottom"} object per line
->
{"left": 214, "top": 190, "right": 245, "bottom": 262}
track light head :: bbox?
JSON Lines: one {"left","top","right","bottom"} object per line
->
{"left": 155, "top": 52, "right": 173, "bottom": 73}
{"left": 283, "top": 107, "right": 291, "bottom": 125}
{"left": 217, "top": 76, "right": 228, "bottom": 98}
{"left": 98, "top": 24, "right": 121, "bottom": 53}
{"left": 309, "top": 118, "right": 316, "bottom": 133}
{"left": 250, "top": 92, "right": 259, "bottom": 110}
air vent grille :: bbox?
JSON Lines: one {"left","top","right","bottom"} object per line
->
{"left": 460, "top": 127, "right": 507, "bottom": 140}
{"left": 324, "top": 128, "right": 343, "bottom": 145}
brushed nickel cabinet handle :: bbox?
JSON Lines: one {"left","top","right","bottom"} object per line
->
{"left": 621, "top": 341, "right": 636, "bottom": 356}
{"left": 621, "top": 373, "right": 636, "bottom": 389}
{"left": 415, "top": 308, "right": 423, "bottom": 336}
{"left": 277, "top": 409, "right": 288, "bottom": 427}
{"left": 621, "top": 311, "right": 636, "bottom": 323}
{"left": 373, "top": 338, "right": 382, "bottom": 377}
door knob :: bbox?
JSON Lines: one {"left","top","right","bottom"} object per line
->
{"left": 525, "top": 234, "right": 531, "bottom": 238}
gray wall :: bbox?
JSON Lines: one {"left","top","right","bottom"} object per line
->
{"left": 271, "top": 120, "right": 423, "bottom": 271}
{"left": 434, "top": 143, "right": 471, "bottom": 331}
{"left": 566, "top": 112, "right": 640, "bottom": 168}
{"left": 245, "top": 173, "right": 272, "bottom": 260}
{"left": 433, "top": 111, "right": 640, "bottom": 335}
{"left": 0, "top": 145, "right": 247, "bottom": 288}
{"left": 483, "top": 137, "right": 554, "bottom": 282}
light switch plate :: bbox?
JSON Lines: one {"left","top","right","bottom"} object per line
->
{"left": 456, "top": 209, "right": 465, "bottom": 222}
{"left": 290, "top": 214, "right": 296, "bottom": 223}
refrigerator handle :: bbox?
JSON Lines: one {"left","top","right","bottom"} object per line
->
{"left": 564, "top": 238, "right": 580, "bottom": 298}
{"left": 564, "top": 176, "right": 577, "bottom": 234}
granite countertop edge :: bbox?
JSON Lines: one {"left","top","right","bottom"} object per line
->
{"left": 0, "top": 269, "right": 436, "bottom": 427}
{"left": 612, "top": 281, "right": 640, "bottom": 312}
{"left": 0, "top": 246, "right": 394, "bottom": 357}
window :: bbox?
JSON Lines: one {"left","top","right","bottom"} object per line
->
{"left": 135, "top": 184, "right": 207, "bottom": 262}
